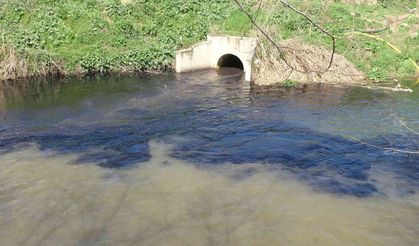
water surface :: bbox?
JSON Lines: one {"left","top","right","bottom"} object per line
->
{"left": 0, "top": 69, "right": 418, "bottom": 245}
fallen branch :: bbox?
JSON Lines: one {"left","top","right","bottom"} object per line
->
{"left": 278, "top": 0, "right": 336, "bottom": 73}
{"left": 362, "top": 85, "right": 413, "bottom": 93}
{"left": 348, "top": 136, "right": 419, "bottom": 155}
{"left": 233, "top": 0, "right": 336, "bottom": 74}
{"left": 391, "top": 113, "right": 419, "bottom": 135}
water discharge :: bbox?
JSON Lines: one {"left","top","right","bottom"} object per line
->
{"left": 0, "top": 69, "right": 418, "bottom": 245}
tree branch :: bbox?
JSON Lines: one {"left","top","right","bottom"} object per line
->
{"left": 233, "top": 0, "right": 336, "bottom": 74}
{"left": 279, "top": 0, "right": 336, "bottom": 72}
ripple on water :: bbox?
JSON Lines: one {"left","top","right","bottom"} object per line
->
{"left": 0, "top": 70, "right": 418, "bottom": 245}
{"left": 0, "top": 142, "right": 418, "bottom": 246}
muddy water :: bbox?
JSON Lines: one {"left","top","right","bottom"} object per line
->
{"left": 0, "top": 69, "right": 418, "bottom": 245}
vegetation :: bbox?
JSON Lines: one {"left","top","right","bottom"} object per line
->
{"left": 225, "top": 0, "right": 418, "bottom": 82}
{"left": 281, "top": 79, "right": 299, "bottom": 87}
{"left": 0, "top": 0, "right": 417, "bottom": 83}
{"left": 0, "top": 0, "right": 235, "bottom": 80}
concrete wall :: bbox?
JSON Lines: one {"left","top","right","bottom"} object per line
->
{"left": 176, "top": 35, "right": 258, "bottom": 81}
{"left": 175, "top": 41, "right": 212, "bottom": 73}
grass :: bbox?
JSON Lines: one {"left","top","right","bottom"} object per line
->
{"left": 246, "top": 0, "right": 418, "bottom": 81}
{"left": 281, "top": 79, "right": 299, "bottom": 88}
{"left": 0, "top": 44, "right": 64, "bottom": 81}
{"left": 0, "top": 0, "right": 235, "bottom": 80}
{"left": 212, "top": 10, "right": 252, "bottom": 36}
{"left": 0, "top": 0, "right": 417, "bottom": 83}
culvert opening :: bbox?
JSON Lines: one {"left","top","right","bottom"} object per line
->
{"left": 217, "top": 54, "right": 244, "bottom": 70}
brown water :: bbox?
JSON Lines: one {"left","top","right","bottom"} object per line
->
{"left": 0, "top": 142, "right": 418, "bottom": 246}
{"left": 0, "top": 70, "right": 418, "bottom": 245}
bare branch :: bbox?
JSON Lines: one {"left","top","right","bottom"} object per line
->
{"left": 348, "top": 136, "right": 419, "bottom": 155}
{"left": 233, "top": 0, "right": 336, "bottom": 74}
{"left": 278, "top": 0, "right": 336, "bottom": 72}
{"left": 232, "top": 0, "right": 285, "bottom": 59}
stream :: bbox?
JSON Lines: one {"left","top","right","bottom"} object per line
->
{"left": 0, "top": 69, "right": 418, "bottom": 245}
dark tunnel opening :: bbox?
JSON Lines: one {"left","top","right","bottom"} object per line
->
{"left": 217, "top": 54, "right": 244, "bottom": 70}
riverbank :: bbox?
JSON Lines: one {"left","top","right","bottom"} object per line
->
{"left": 0, "top": 0, "right": 235, "bottom": 81}
{"left": 0, "top": 0, "right": 417, "bottom": 85}
{"left": 241, "top": 0, "right": 418, "bottom": 86}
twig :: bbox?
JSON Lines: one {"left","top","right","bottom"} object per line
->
{"left": 358, "top": 22, "right": 389, "bottom": 34}
{"left": 396, "top": 8, "right": 416, "bottom": 22}
{"left": 232, "top": 0, "right": 286, "bottom": 60}
{"left": 233, "top": 0, "right": 336, "bottom": 74}
{"left": 278, "top": 0, "right": 336, "bottom": 73}
{"left": 391, "top": 113, "right": 419, "bottom": 135}
{"left": 348, "top": 136, "right": 419, "bottom": 155}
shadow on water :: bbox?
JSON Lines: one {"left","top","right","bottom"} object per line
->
{"left": 0, "top": 68, "right": 418, "bottom": 197}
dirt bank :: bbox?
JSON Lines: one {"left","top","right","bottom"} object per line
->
{"left": 253, "top": 40, "right": 368, "bottom": 86}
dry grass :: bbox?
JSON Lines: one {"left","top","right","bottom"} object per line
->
{"left": 0, "top": 45, "right": 29, "bottom": 81}
{"left": 253, "top": 39, "right": 368, "bottom": 86}
{"left": 246, "top": 1, "right": 369, "bottom": 86}
{"left": 0, "top": 44, "right": 65, "bottom": 82}
{"left": 120, "top": 0, "right": 133, "bottom": 5}
{"left": 341, "top": 0, "right": 377, "bottom": 4}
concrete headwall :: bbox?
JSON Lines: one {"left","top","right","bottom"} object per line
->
{"left": 175, "top": 41, "right": 212, "bottom": 73}
{"left": 176, "top": 35, "right": 258, "bottom": 81}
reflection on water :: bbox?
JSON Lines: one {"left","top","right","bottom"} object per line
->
{"left": 0, "top": 69, "right": 418, "bottom": 245}
{"left": 0, "top": 142, "right": 418, "bottom": 246}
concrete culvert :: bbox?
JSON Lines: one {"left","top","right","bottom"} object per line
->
{"left": 176, "top": 35, "right": 257, "bottom": 81}
{"left": 217, "top": 54, "right": 244, "bottom": 70}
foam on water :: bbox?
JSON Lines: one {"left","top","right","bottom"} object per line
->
{"left": 0, "top": 142, "right": 418, "bottom": 246}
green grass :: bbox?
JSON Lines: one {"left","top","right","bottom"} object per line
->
{"left": 281, "top": 79, "right": 298, "bottom": 88}
{"left": 214, "top": 10, "right": 252, "bottom": 36}
{"left": 259, "top": 0, "right": 418, "bottom": 81}
{"left": 0, "top": 0, "right": 235, "bottom": 78}
{"left": 0, "top": 0, "right": 417, "bottom": 82}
